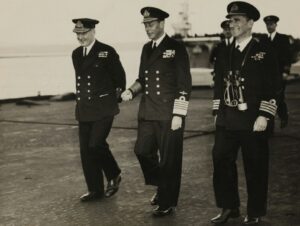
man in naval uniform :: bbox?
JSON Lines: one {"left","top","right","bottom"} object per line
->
{"left": 121, "top": 7, "right": 192, "bottom": 217}
{"left": 210, "top": 2, "right": 280, "bottom": 224}
{"left": 263, "top": 15, "right": 291, "bottom": 128}
{"left": 210, "top": 20, "right": 234, "bottom": 66}
{"left": 72, "top": 18, "right": 126, "bottom": 202}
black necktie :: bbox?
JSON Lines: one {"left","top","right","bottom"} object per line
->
{"left": 226, "top": 39, "right": 230, "bottom": 46}
{"left": 268, "top": 35, "right": 272, "bottom": 42}
{"left": 84, "top": 47, "right": 87, "bottom": 57}
{"left": 152, "top": 42, "right": 157, "bottom": 50}
{"left": 149, "top": 42, "right": 157, "bottom": 56}
{"left": 236, "top": 45, "right": 240, "bottom": 51}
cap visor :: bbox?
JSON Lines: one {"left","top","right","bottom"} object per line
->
{"left": 73, "top": 28, "right": 91, "bottom": 33}
{"left": 226, "top": 12, "right": 247, "bottom": 18}
{"left": 142, "top": 18, "right": 159, "bottom": 23}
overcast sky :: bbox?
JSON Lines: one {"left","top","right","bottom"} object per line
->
{"left": 1, "top": 0, "right": 300, "bottom": 47}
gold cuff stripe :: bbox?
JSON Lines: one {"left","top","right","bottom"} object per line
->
{"left": 259, "top": 100, "right": 277, "bottom": 116}
{"left": 213, "top": 99, "right": 220, "bottom": 110}
{"left": 173, "top": 99, "right": 189, "bottom": 116}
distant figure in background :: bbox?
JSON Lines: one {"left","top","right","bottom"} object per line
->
{"left": 211, "top": 1, "right": 280, "bottom": 224}
{"left": 263, "top": 15, "right": 291, "bottom": 128}
{"left": 71, "top": 18, "right": 126, "bottom": 202}
{"left": 210, "top": 20, "right": 234, "bottom": 66}
{"left": 121, "top": 7, "right": 192, "bottom": 217}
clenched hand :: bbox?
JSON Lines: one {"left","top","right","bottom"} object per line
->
{"left": 171, "top": 116, "right": 182, "bottom": 131}
{"left": 121, "top": 90, "right": 133, "bottom": 101}
{"left": 253, "top": 116, "right": 268, "bottom": 132}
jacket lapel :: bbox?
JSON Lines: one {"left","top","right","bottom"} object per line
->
{"left": 272, "top": 33, "right": 280, "bottom": 44}
{"left": 73, "top": 47, "right": 84, "bottom": 72}
{"left": 81, "top": 41, "right": 98, "bottom": 70}
{"left": 146, "top": 35, "right": 169, "bottom": 67}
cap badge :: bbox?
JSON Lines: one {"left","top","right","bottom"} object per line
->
{"left": 230, "top": 4, "right": 239, "bottom": 12}
{"left": 76, "top": 21, "right": 83, "bottom": 28}
{"left": 144, "top": 10, "right": 150, "bottom": 17}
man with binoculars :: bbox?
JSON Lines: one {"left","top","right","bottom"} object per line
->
{"left": 211, "top": 1, "right": 281, "bottom": 225}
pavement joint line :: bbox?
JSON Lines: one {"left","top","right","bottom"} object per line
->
{"left": 1, "top": 119, "right": 299, "bottom": 139}
{"left": 0, "top": 119, "right": 214, "bottom": 133}
{"left": 184, "top": 132, "right": 215, "bottom": 140}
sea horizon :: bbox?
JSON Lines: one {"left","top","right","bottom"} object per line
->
{"left": 0, "top": 42, "right": 144, "bottom": 58}
{"left": 0, "top": 42, "right": 143, "bottom": 100}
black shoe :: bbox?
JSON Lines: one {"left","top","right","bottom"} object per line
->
{"left": 150, "top": 192, "right": 159, "bottom": 205}
{"left": 80, "top": 192, "right": 103, "bottom": 202}
{"left": 104, "top": 174, "right": 121, "bottom": 197}
{"left": 243, "top": 216, "right": 260, "bottom": 224}
{"left": 211, "top": 208, "right": 240, "bottom": 224}
{"left": 152, "top": 206, "right": 174, "bottom": 217}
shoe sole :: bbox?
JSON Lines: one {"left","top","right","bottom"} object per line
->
{"left": 80, "top": 195, "right": 103, "bottom": 202}
{"left": 152, "top": 207, "right": 175, "bottom": 217}
{"left": 211, "top": 212, "right": 240, "bottom": 224}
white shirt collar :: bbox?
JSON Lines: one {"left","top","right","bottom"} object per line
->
{"left": 84, "top": 39, "right": 96, "bottom": 55}
{"left": 225, "top": 36, "right": 234, "bottom": 45}
{"left": 152, "top": 33, "right": 166, "bottom": 47}
{"left": 235, "top": 36, "right": 252, "bottom": 52}
{"left": 269, "top": 31, "right": 277, "bottom": 41}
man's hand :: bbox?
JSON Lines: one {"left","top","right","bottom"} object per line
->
{"left": 171, "top": 116, "right": 182, "bottom": 131}
{"left": 253, "top": 116, "right": 268, "bottom": 132}
{"left": 121, "top": 90, "right": 133, "bottom": 101}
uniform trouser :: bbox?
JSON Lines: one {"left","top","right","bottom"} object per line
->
{"left": 277, "top": 80, "right": 288, "bottom": 120}
{"left": 78, "top": 116, "right": 121, "bottom": 193}
{"left": 134, "top": 119, "right": 184, "bottom": 207}
{"left": 212, "top": 126, "right": 269, "bottom": 217}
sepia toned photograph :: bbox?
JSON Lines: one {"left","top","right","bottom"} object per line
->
{"left": 1, "top": 0, "right": 300, "bottom": 225}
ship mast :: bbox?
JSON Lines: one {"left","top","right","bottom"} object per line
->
{"left": 172, "top": 0, "right": 191, "bottom": 37}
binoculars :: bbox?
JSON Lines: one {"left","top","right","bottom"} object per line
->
{"left": 224, "top": 70, "right": 248, "bottom": 111}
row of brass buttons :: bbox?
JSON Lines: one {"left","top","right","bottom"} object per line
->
{"left": 145, "top": 70, "right": 161, "bottom": 95}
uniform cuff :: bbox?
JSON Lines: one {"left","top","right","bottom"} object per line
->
{"left": 129, "top": 81, "right": 143, "bottom": 97}
{"left": 173, "top": 98, "right": 189, "bottom": 116}
{"left": 213, "top": 99, "right": 220, "bottom": 111}
{"left": 212, "top": 110, "right": 218, "bottom": 116}
{"left": 259, "top": 99, "right": 277, "bottom": 119}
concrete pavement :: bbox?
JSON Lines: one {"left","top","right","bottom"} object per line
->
{"left": 0, "top": 83, "right": 299, "bottom": 226}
